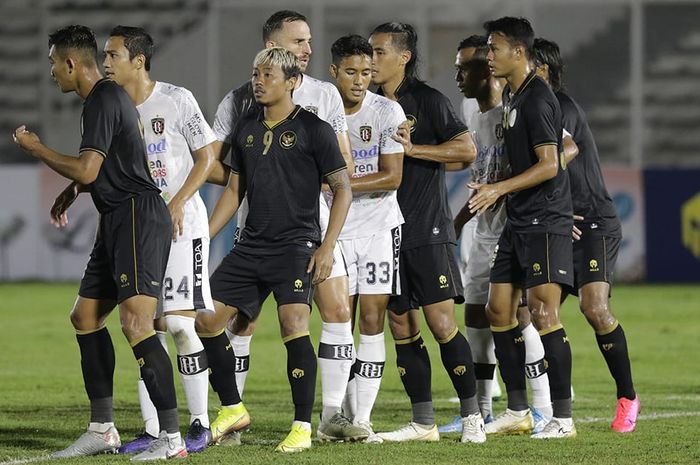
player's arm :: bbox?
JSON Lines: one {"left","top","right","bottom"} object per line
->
{"left": 445, "top": 161, "right": 470, "bottom": 171}
{"left": 308, "top": 168, "right": 352, "bottom": 284}
{"left": 349, "top": 151, "right": 403, "bottom": 192}
{"left": 208, "top": 170, "right": 246, "bottom": 239}
{"left": 468, "top": 143, "right": 559, "bottom": 214}
{"left": 169, "top": 143, "right": 216, "bottom": 239}
{"left": 562, "top": 131, "right": 579, "bottom": 165}
{"left": 207, "top": 140, "right": 231, "bottom": 186}
{"left": 392, "top": 126, "right": 476, "bottom": 164}
{"left": 13, "top": 126, "right": 103, "bottom": 184}
{"left": 49, "top": 181, "right": 90, "bottom": 228}
{"left": 454, "top": 190, "right": 477, "bottom": 236}
{"left": 336, "top": 131, "right": 355, "bottom": 174}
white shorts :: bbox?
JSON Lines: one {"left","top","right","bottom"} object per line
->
{"left": 463, "top": 235, "right": 499, "bottom": 305}
{"left": 459, "top": 219, "right": 477, "bottom": 286}
{"left": 339, "top": 226, "right": 401, "bottom": 296}
{"left": 157, "top": 237, "right": 215, "bottom": 316}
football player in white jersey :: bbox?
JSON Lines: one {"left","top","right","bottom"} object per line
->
{"left": 102, "top": 26, "right": 216, "bottom": 455}
{"left": 202, "top": 10, "right": 365, "bottom": 443}
{"left": 328, "top": 35, "right": 405, "bottom": 437}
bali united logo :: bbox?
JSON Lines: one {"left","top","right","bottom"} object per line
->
{"left": 359, "top": 125, "right": 372, "bottom": 142}
{"left": 151, "top": 117, "right": 165, "bottom": 135}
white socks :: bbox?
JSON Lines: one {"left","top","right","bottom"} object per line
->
{"left": 522, "top": 323, "right": 553, "bottom": 418}
{"left": 466, "top": 326, "right": 497, "bottom": 419}
{"left": 318, "top": 322, "right": 354, "bottom": 419}
{"left": 138, "top": 330, "right": 168, "bottom": 437}
{"left": 228, "top": 331, "right": 252, "bottom": 399}
{"left": 353, "top": 332, "right": 385, "bottom": 424}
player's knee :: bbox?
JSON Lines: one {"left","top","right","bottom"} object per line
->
{"left": 120, "top": 310, "right": 153, "bottom": 341}
{"left": 321, "top": 300, "right": 352, "bottom": 323}
{"left": 425, "top": 312, "right": 455, "bottom": 341}
{"left": 358, "top": 309, "right": 384, "bottom": 335}
{"left": 165, "top": 315, "right": 195, "bottom": 345}
{"left": 229, "top": 314, "right": 255, "bottom": 335}
{"left": 194, "top": 311, "right": 219, "bottom": 334}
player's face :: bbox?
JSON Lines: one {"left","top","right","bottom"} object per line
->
{"left": 369, "top": 33, "right": 405, "bottom": 86}
{"left": 103, "top": 36, "right": 138, "bottom": 85}
{"left": 48, "top": 45, "right": 73, "bottom": 93}
{"left": 455, "top": 47, "right": 490, "bottom": 98}
{"left": 252, "top": 63, "right": 294, "bottom": 106}
{"left": 332, "top": 54, "right": 372, "bottom": 106}
{"left": 487, "top": 32, "right": 517, "bottom": 78}
{"left": 267, "top": 20, "right": 312, "bottom": 72}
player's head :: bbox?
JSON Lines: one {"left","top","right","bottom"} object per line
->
{"left": 48, "top": 25, "right": 98, "bottom": 92}
{"left": 329, "top": 35, "right": 373, "bottom": 107}
{"left": 455, "top": 35, "right": 490, "bottom": 99}
{"left": 263, "top": 10, "right": 311, "bottom": 72}
{"left": 483, "top": 16, "right": 534, "bottom": 78}
{"left": 533, "top": 37, "right": 563, "bottom": 92}
{"left": 252, "top": 47, "right": 301, "bottom": 106}
{"left": 104, "top": 26, "right": 154, "bottom": 85}
{"left": 369, "top": 22, "right": 419, "bottom": 86}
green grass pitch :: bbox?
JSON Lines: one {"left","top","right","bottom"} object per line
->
{"left": 0, "top": 282, "right": 698, "bottom": 464}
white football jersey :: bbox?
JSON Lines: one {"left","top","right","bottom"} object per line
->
{"left": 468, "top": 103, "right": 510, "bottom": 239}
{"left": 138, "top": 81, "right": 216, "bottom": 240}
{"left": 232, "top": 74, "right": 349, "bottom": 230}
{"left": 339, "top": 91, "right": 405, "bottom": 240}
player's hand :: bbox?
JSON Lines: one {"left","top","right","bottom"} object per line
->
{"left": 50, "top": 182, "right": 80, "bottom": 228}
{"left": 468, "top": 182, "right": 503, "bottom": 215}
{"left": 307, "top": 243, "right": 334, "bottom": 284}
{"left": 391, "top": 121, "right": 414, "bottom": 157}
{"left": 572, "top": 214, "right": 584, "bottom": 241}
{"left": 12, "top": 125, "right": 42, "bottom": 155}
{"left": 168, "top": 198, "right": 186, "bottom": 241}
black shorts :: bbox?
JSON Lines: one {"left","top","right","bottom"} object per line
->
{"left": 209, "top": 245, "right": 315, "bottom": 319}
{"left": 388, "top": 243, "right": 464, "bottom": 314}
{"left": 79, "top": 193, "right": 171, "bottom": 304}
{"left": 490, "top": 223, "right": 574, "bottom": 290}
{"left": 570, "top": 232, "right": 620, "bottom": 294}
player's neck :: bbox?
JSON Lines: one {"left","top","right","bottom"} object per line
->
{"left": 477, "top": 80, "right": 503, "bottom": 113}
{"left": 126, "top": 75, "right": 156, "bottom": 106}
{"left": 75, "top": 67, "right": 104, "bottom": 100}
{"left": 506, "top": 64, "right": 532, "bottom": 96}
{"left": 343, "top": 94, "right": 365, "bottom": 115}
{"left": 265, "top": 98, "right": 296, "bottom": 121}
{"left": 381, "top": 72, "right": 406, "bottom": 101}
{"left": 294, "top": 73, "right": 304, "bottom": 90}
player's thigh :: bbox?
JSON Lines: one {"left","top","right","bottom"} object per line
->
{"left": 162, "top": 237, "right": 215, "bottom": 313}
{"left": 70, "top": 295, "right": 116, "bottom": 331}
{"left": 269, "top": 246, "right": 315, "bottom": 330}
{"left": 423, "top": 298, "right": 458, "bottom": 341}
{"left": 339, "top": 238, "right": 360, "bottom": 298}
{"left": 196, "top": 300, "right": 238, "bottom": 335}
{"left": 489, "top": 223, "right": 525, "bottom": 291}
{"left": 118, "top": 294, "right": 160, "bottom": 342}
{"left": 209, "top": 247, "right": 268, "bottom": 326}
{"left": 486, "top": 282, "right": 521, "bottom": 326}
{"left": 358, "top": 294, "right": 390, "bottom": 335}
{"left": 356, "top": 228, "right": 401, "bottom": 297}
{"left": 278, "top": 303, "right": 312, "bottom": 339}
{"left": 314, "top": 276, "right": 351, "bottom": 323}
{"left": 387, "top": 308, "right": 421, "bottom": 339}
{"left": 578, "top": 281, "right": 616, "bottom": 331}
{"left": 526, "top": 282, "right": 564, "bottom": 330}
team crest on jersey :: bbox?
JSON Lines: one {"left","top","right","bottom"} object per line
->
{"left": 508, "top": 108, "right": 517, "bottom": 128}
{"left": 495, "top": 123, "right": 504, "bottom": 140}
{"left": 405, "top": 114, "right": 417, "bottom": 133}
{"left": 304, "top": 105, "right": 318, "bottom": 115}
{"left": 279, "top": 131, "right": 297, "bottom": 149}
{"left": 359, "top": 125, "right": 372, "bottom": 142}
{"left": 151, "top": 117, "right": 165, "bottom": 135}
{"left": 245, "top": 134, "right": 254, "bottom": 147}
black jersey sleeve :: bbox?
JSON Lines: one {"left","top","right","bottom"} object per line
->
{"left": 429, "top": 90, "right": 469, "bottom": 143}
{"left": 523, "top": 93, "right": 559, "bottom": 150}
{"left": 227, "top": 123, "right": 244, "bottom": 175}
{"left": 79, "top": 88, "right": 120, "bottom": 157}
{"left": 313, "top": 121, "right": 347, "bottom": 177}
{"left": 559, "top": 96, "right": 581, "bottom": 139}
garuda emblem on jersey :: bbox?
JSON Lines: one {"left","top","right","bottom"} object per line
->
{"left": 359, "top": 125, "right": 372, "bottom": 142}
{"left": 304, "top": 105, "right": 318, "bottom": 115}
{"left": 151, "top": 117, "right": 165, "bottom": 135}
{"left": 279, "top": 131, "right": 297, "bottom": 149}
{"left": 405, "top": 114, "right": 417, "bottom": 133}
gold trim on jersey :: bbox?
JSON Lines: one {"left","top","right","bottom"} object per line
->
{"left": 538, "top": 323, "right": 564, "bottom": 337}
{"left": 447, "top": 128, "right": 470, "bottom": 141}
{"left": 131, "top": 198, "right": 139, "bottom": 295}
{"left": 323, "top": 166, "right": 346, "bottom": 178}
{"left": 395, "top": 332, "right": 422, "bottom": 345}
{"left": 282, "top": 331, "right": 310, "bottom": 343}
{"left": 490, "top": 321, "right": 519, "bottom": 332}
{"left": 532, "top": 142, "right": 558, "bottom": 150}
{"left": 79, "top": 147, "right": 107, "bottom": 158}
{"left": 129, "top": 330, "right": 157, "bottom": 347}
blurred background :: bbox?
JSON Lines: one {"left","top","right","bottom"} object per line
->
{"left": 0, "top": 0, "right": 698, "bottom": 283}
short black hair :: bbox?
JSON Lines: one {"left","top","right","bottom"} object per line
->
{"left": 370, "top": 22, "right": 419, "bottom": 80}
{"left": 48, "top": 25, "right": 97, "bottom": 64}
{"left": 483, "top": 16, "right": 534, "bottom": 58}
{"left": 533, "top": 37, "right": 564, "bottom": 92}
{"left": 331, "top": 34, "right": 373, "bottom": 65}
{"left": 263, "top": 10, "right": 307, "bottom": 42}
{"left": 457, "top": 34, "right": 489, "bottom": 59}
{"left": 109, "top": 25, "right": 154, "bottom": 71}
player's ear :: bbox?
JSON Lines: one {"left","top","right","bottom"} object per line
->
{"left": 66, "top": 56, "right": 76, "bottom": 74}
{"left": 134, "top": 53, "right": 146, "bottom": 70}
{"left": 265, "top": 40, "right": 276, "bottom": 49}
{"left": 329, "top": 63, "right": 338, "bottom": 79}
{"left": 400, "top": 49, "right": 411, "bottom": 67}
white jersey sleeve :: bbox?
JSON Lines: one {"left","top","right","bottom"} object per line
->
{"left": 379, "top": 99, "right": 405, "bottom": 154}
{"left": 175, "top": 87, "right": 217, "bottom": 151}
{"left": 212, "top": 90, "right": 235, "bottom": 143}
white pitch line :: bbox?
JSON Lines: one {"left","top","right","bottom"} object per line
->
{"left": 0, "top": 456, "right": 51, "bottom": 465}
{"left": 577, "top": 411, "right": 700, "bottom": 423}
